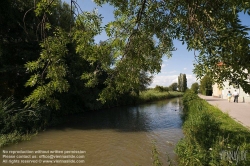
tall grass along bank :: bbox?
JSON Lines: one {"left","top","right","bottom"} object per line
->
{"left": 138, "top": 90, "right": 183, "bottom": 103}
{"left": 0, "top": 97, "right": 51, "bottom": 148}
{"left": 175, "top": 90, "right": 250, "bottom": 166}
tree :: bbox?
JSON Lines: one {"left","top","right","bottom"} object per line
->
{"left": 191, "top": 82, "right": 199, "bottom": 94}
{"left": 193, "top": 17, "right": 250, "bottom": 94}
{"left": 21, "top": 0, "right": 250, "bottom": 108}
{"left": 200, "top": 75, "right": 212, "bottom": 96}
{"left": 139, "top": 71, "right": 153, "bottom": 92}
{"left": 169, "top": 82, "right": 178, "bottom": 91}
{"left": 93, "top": 0, "right": 250, "bottom": 94}
{"left": 178, "top": 73, "right": 187, "bottom": 92}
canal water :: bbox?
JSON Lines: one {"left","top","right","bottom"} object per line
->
{"left": 1, "top": 98, "right": 184, "bottom": 166}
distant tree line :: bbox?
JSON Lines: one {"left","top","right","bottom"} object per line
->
{"left": 154, "top": 73, "right": 187, "bottom": 92}
{"left": 153, "top": 74, "right": 205, "bottom": 96}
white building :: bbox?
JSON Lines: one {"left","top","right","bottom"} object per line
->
{"left": 213, "top": 81, "right": 250, "bottom": 103}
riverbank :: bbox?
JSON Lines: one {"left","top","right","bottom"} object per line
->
{"left": 0, "top": 90, "right": 183, "bottom": 148}
{"left": 175, "top": 90, "right": 250, "bottom": 165}
{"left": 138, "top": 90, "right": 183, "bottom": 104}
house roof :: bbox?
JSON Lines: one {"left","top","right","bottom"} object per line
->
{"left": 217, "top": 62, "right": 224, "bottom": 66}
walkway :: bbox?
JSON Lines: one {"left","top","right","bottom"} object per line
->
{"left": 198, "top": 95, "right": 250, "bottom": 129}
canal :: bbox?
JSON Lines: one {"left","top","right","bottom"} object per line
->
{"left": 1, "top": 98, "right": 184, "bottom": 166}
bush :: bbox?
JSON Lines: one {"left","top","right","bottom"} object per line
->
{"left": 190, "top": 82, "right": 199, "bottom": 94}
{"left": 182, "top": 89, "right": 199, "bottom": 106}
{"left": 154, "top": 85, "right": 169, "bottom": 92}
{"left": 0, "top": 96, "right": 51, "bottom": 135}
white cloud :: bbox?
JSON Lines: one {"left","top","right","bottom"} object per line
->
{"left": 149, "top": 74, "right": 199, "bottom": 88}
{"left": 183, "top": 67, "right": 187, "bottom": 70}
{"left": 149, "top": 75, "right": 179, "bottom": 88}
{"left": 186, "top": 74, "right": 199, "bottom": 87}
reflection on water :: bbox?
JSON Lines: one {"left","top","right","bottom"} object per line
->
{"left": 1, "top": 98, "right": 184, "bottom": 166}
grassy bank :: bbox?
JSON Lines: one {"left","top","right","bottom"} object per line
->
{"left": 175, "top": 90, "right": 250, "bottom": 165}
{"left": 138, "top": 90, "right": 183, "bottom": 104}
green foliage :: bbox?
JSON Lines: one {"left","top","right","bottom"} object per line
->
{"left": 168, "top": 82, "right": 178, "bottom": 91}
{"left": 154, "top": 85, "right": 169, "bottom": 92}
{"left": 86, "top": 0, "right": 174, "bottom": 103}
{"left": 139, "top": 89, "right": 183, "bottom": 103}
{"left": 95, "top": 0, "right": 250, "bottom": 95}
{"left": 200, "top": 75, "right": 213, "bottom": 96}
{"left": 139, "top": 72, "right": 153, "bottom": 92}
{"left": 23, "top": 28, "right": 70, "bottom": 109}
{"left": 0, "top": 131, "right": 32, "bottom": 148}
{"left": 35, "top": 0, "right": 57, "bottom": 17}
{"left": 190, "top": 82, "right": 199, "bottom": 94}
{"left": 193, "top": 17, "right": 250, "bottom": 94}
{"left": 176, "top": 91, "right": 250, "bottom": 166}
{"left": 182, "top": 90, "right": 200, "bottom": 108}
{"left": 1, "top": 0, "right": 250, "bottom": 148}
{"left": 13, "top": 0, "right": 250, "bottom": 108}
{"left": 0, "top": 96, "right": 51, "bottom": 135}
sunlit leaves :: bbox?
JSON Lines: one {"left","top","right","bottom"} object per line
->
{"left": 27, "top": 0, "right": 250, "bottom": 107}
{"left": 34, "top": 0, "right": 57, "bottom": 16}
{"left": 91, "top": 1, "right": 174, "bottom": 102}
{"left": 193, "top": 17, "right": 250, "bottom": 93}
{"left": 23, "top": 28, "right": 70, "bottom": 109}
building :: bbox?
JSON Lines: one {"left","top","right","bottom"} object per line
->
{"left": 213, "top": 81, "right": 250, "bottom": 103}
{"left": 212, "top": 62, "right": 250, "bottom": 103}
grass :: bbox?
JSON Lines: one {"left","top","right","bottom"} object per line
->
{"left": 0, "top": 96, "right": 43, "bottom": 148}
{"left": 175, "top": 90, "right": 250, "bottom": 166}
{"left": 152, "top": 141, "right": 163, "bottom": 166}
{"left": 0, "top": 131, "right": 34, "bottom": 148}
{"left": 138, "top": 90, "right": 183, "bottom": 103}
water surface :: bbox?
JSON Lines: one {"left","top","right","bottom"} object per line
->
{"left": 1, "top": 98, "right": 184, "bottom": 166}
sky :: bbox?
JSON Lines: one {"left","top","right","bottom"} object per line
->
{"left": 63, "top": 0, "right": 250, "bottom": 88}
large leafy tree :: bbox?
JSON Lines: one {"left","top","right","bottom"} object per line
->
{"left": 22, "top": 0, "right": 250, "bottom": 108}
{"left": 169, "top": 82, "right": 178, "bottom": 91}
{"left": 93, "top": 0, "right": 250, "bottom": 93}
{"left": 193, "top": 17, "right": 250, "bottom": 93}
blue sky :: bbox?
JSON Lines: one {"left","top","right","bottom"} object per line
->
{"left": 63, "top": 0, "right": 249, "bottom": 88}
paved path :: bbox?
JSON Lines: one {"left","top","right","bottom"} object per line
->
{"left": 198, "top": 95, "right": 250, "bottom": 129}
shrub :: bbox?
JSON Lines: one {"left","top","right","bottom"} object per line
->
{"left": 154, "top": 85, "right": 169, "bottom": 92}
{"left": 0, "top": 96, "right": 51, "bottom": 135}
